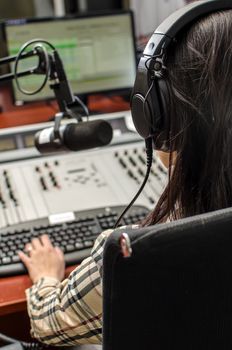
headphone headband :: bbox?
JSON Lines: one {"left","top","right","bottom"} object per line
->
{"left": 131, "top": 0, "right": 232, "bottom": 145}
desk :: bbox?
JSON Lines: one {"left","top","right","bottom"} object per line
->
{"left": 0, "top": 266, "right": 76, "bottom": 341}
{"left": 0, "top": 266, "right": 75, "bottom": 316}
{"left": 0, "top": 86, "right": 130, "bottom": 129}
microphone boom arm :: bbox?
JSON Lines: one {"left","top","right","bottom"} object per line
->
{"left": 0, "top": 50, "right": 41, "bottom": 82}
{"left": 48, "top": 50, "right": 83, "bottom": 121}
{"left": 0, "top": 40, "right": 113, "bottom": 155}
{"left": 0, "top": 42, "right": 84, "bottom": 121}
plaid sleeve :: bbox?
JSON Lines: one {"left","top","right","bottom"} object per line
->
{"left": 25, "top": 229, "right": 113, "bottom": 346}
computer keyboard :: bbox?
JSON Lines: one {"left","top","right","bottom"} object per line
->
{"left": 0, "top": 205, "right": 149, "bottom": 277}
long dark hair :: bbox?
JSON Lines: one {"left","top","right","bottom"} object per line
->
{"left": 143, "top": 10, "right": 232, "bottom": 225}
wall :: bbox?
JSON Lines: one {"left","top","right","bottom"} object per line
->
{"left": 130, "top": 0, "right": 186, "bottom": 37}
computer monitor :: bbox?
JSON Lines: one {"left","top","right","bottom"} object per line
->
{"left": 2, "top": 11, "right": 136, "bottom": 105}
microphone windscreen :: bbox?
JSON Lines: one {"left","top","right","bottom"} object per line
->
{"left": 63, "top": 119, "right": 113, "bottom": 151}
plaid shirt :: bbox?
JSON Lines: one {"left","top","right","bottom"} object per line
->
{"left": 26, "top": 229, "right": 113, "bottom": 346}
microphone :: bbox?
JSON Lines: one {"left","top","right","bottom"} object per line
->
{"left": 34, "top": 119, "right": 113, "bottom": 154}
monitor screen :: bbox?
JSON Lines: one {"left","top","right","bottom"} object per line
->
{"left": 3, "top": 11, "right": 136, "bottom": 105}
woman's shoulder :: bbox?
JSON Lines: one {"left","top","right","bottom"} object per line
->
{"left": 92, "top": 225, "right": 139, "bottom": 252}
{"left": 91, "top": 225, "right": 139, "bottom": 276}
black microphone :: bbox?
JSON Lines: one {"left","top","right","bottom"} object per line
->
{"left": 34, "top": 119, "right": 113, "bottom": 154}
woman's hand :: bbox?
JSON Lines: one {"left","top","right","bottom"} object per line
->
{"left": 18, "top": 234, "right": 65, "bottom": 284}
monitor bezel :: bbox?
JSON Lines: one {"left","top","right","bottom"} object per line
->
{"left": 1, "top": 10, "right": 137, "bottom": 106}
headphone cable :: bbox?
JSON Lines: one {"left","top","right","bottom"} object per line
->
{"left": 114, "top": 137, "right": 153, "bottom": 228}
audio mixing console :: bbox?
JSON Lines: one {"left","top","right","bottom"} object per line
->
{"left": 0, "top": 140, "right": 167, "bottom": 228}
{"left": 0, "top": 111, "right": 168, "bottom": 228}
{"left": 0, "top": 111, "right": 168, "bottom": 275}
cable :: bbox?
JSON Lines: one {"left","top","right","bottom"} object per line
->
{"left": 74, "top": 96, "right": 89, "bottom": 121}
{"left": 114, "top": 137, "right": 153, "bottom": 228}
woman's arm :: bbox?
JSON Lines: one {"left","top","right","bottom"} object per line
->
{"left": 19, "top": 230, "right": 112, "bottom": 346}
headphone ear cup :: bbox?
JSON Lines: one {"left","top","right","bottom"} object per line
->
{"left": 152, "top": 77, "right": 171, "bottom": 151}
{"left": 131, "top": 93, "right": 154, "bottom": 139}
{"left": 131, "top": 56, "right": 170, "bottom": 144}
{"left": 157, "top": 78, "right": 169, "bottom": 125}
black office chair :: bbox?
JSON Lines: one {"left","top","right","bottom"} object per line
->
{"left": 103, "top": 207, "right": 232, "bottom": 350}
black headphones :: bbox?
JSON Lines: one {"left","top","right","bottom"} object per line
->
{"left": 131, "top": 0, "right": 232, "bottom": 151}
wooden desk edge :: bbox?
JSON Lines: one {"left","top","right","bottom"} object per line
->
{"left": 0, "top": 299, "right": 27, "bottom": 316}
{"left": 0, "top": 265, "right": 77, "bottom": 316}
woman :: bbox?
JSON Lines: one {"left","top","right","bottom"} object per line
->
{"left": 19, "top": 8, "right": 232, "bottom": 346}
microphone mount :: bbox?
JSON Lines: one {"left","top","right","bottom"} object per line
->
{"left": 0, "top": 39, "right": 87, "bottom": 123}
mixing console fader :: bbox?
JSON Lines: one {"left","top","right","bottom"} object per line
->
{"left": 0, "top": 140, "right": 167, "bottom": 228}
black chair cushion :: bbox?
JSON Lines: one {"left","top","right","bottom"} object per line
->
{"left": 103, "top": 208, "right": 232, "bottom": 350}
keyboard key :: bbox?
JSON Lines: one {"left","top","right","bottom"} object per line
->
{"left": 66, "top": 245, "right": 75, "bottom": 252}
{"left": 84, "top": 241, "right": 93, "bottom": 248}
{"left": 75, "top": 242, "right": 84, "bottom": 249}
{"left": 90, "top": 226, "right": 99, "bottom": 235}
{"left": 2, "top": 257, "right": 11, "bottom": 264}
{"left": 12, "top": 255, "right": 20, "bottom": 263}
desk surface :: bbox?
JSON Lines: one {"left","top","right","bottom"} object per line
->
{"left": 0, "top": 266, "right": 76, "bottom": 316}
{"left": 0, "top": 90, "right": 129, "bottom": 129}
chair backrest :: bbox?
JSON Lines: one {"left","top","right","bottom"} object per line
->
{"left": 103, "top": 208, "right": 232, "bottom": 350}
